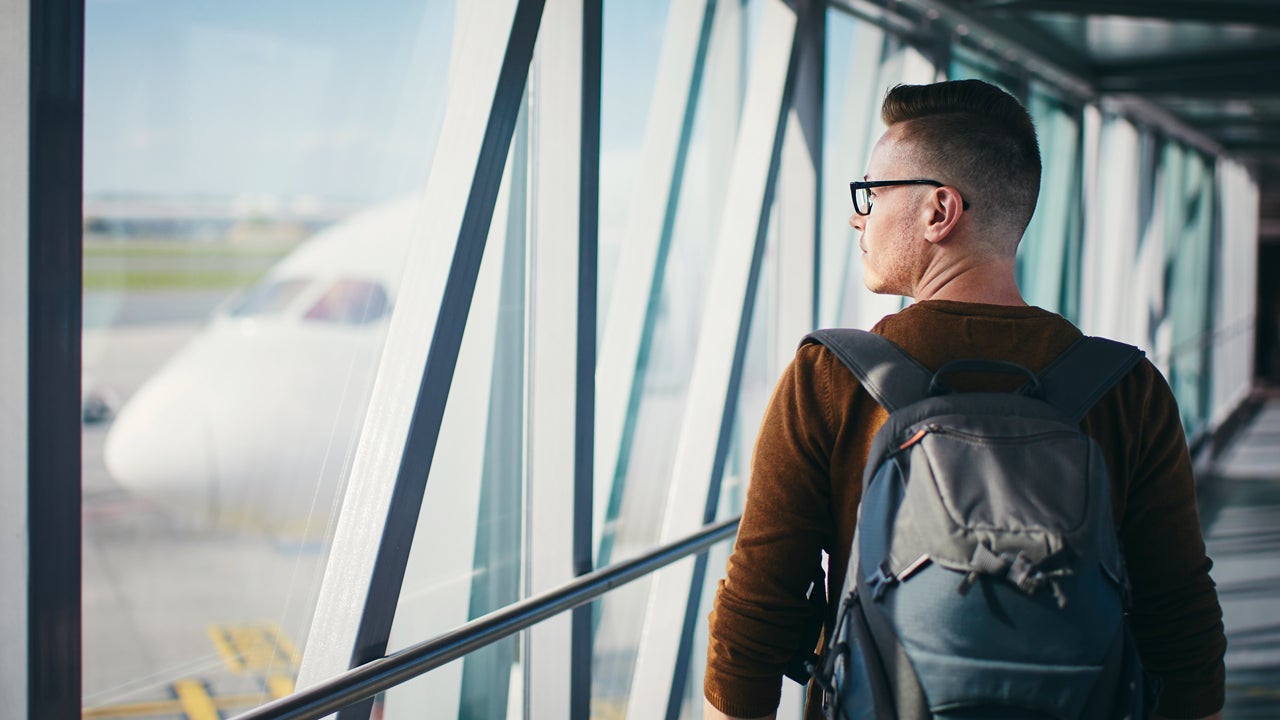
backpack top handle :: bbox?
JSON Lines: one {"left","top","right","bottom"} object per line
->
{"left": 928, "top": 359, "right": 1042, "bottom": 398}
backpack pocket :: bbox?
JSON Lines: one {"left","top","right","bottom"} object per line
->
{"left": 820, "top": 593, "right": 892, "bottom": 720}
{"left": 911, "top": 650, "right": 1107, "bottom": 718}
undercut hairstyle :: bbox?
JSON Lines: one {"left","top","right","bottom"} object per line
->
{"left": 882, "top": 80, "right": 1041, "bottom": 242}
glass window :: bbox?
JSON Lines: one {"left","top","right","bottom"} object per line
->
{"left": 228, "top": 277, "right": 310, "bottom": 317}
{"left": 593, "top": 0, "right": 779, "bottom": 708}
{"left": 822, "top": 8, "right": 936, "bottom": 329}
{"left": 302, "top": 278, "right": 390, "bottom": 324}
{"left": 1018, "top": 85, "right": 1084, "bottom": 320}
{"left": 81, "top": 0, "right": 455, "bottom": 715}
{"left": 1163, "top": 145, "right": 1216, "bottom": 434}
{"left": 381, "top": 95, "right": 529, "bottom": 717}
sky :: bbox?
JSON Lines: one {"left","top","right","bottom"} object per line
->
{"left": 84, "top": 0, "right": 672, "bottom": 203}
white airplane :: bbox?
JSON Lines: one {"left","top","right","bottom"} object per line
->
{"left": 103, "top": 197, "right": 420, "bottom": 537}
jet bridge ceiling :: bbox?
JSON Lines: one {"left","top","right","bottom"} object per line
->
{"left": 904, "top": 0, "right": 1280, "bottom": 240}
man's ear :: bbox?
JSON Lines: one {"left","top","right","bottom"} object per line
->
{"left": 923, "top": 186, "right": 965, "bottom": 244}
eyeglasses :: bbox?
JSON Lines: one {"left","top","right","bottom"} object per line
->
{"left": 849, "top": 179, "right": 971, "bottom": 216}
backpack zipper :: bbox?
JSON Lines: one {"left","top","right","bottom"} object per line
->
{"left": 915, "top": 425, "right": 1078, "bottom": 446}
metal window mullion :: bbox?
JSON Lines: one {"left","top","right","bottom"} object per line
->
{"left": 26, "top": 0, "right": 83, "bottom": 718}
{"left": 593, "top": 0, "right": 716, "bottom": 562}
{"left": 379, "top": 142, "right": 518, "bottom": 719}
{"left": 525, "top": 0, "right": 586, "bottom": 717}
{"left": 574, "top": 1, "right": 602, "bottom": 718}
{"left": 624, "top": 2, "right": 801, "bottom": 717}
{"left": 296, "top": 0, "right": 546, "bottom": 696}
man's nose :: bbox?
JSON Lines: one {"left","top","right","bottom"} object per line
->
{"left": 849, "top": 213, "right": 863, "bottom": 232}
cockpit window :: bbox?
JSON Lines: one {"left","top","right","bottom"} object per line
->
{"left": 303, "top": 279, "right": 390, "bottom": 324}
{"left": 227, "top": 278, "right": 310, "bottom": 318}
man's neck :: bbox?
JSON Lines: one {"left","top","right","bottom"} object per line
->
{"left": 911, "top": 255, "right": 1027, "bottom": 306}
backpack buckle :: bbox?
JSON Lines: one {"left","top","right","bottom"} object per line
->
{"left": 865, "top": 560, "right": 898, "bottom": 601}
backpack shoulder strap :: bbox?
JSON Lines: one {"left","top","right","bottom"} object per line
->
{"left": 801, "top": 329, "right": 933, "bottom": 412}
{"left": 1033, "top": 336, "right": 1146, "bottom": 424}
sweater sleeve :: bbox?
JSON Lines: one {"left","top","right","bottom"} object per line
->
{"left": 1121, "top": 362, "right": 1226, "bottom": 718}
{"left": 704, "top": 343, "right": 836, "bottom": 717}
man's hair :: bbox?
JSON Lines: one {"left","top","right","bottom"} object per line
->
{"left": 881, "top": 80, "right": 1041, "bottom": 242}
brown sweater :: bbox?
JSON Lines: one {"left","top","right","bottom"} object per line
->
{"left": 704, "top": 301, "right": 1226, "bottom": 720}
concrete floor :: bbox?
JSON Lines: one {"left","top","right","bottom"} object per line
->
{"left": 1202, "top": 395, "right": 1280, "bottom": 718}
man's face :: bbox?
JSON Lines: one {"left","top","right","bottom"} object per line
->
{"left": 849, "top": 127, "right": 930, "bottom": 297}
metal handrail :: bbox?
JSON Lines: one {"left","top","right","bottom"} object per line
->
{"left": 231, "top": 516, "right": 741, "bottom": 720}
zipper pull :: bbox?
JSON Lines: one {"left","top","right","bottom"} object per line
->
{"left": 898, "top": 426, "right": 930, "bottom": 451}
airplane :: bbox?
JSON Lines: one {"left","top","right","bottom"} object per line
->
{"left": 103, "top": 197, "right": 420, "bottom": 537}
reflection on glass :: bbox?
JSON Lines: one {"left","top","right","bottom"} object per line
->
{"left": 821, "top": 9, "right": 933, "bottom": 330}
{"left": 381, "top": 94, "right": 528, "bottom": 718}
{"left": 1018, "top": 85, "right": 1083, "bottom": 319}
{"left": 1163, "top": 145, "right": 1215, "bottom": 434}
{"left": 673, "top": 196, "right": 783, "bottom": 719}
{"left": 303, "top": 278, "right": 391, "bottom": 324}
{"left": 593, "top": 0, "right": 760, "bottom": 708}
{"left": 229, "top": 277, "right": 311, "bottom": 318}
{"left": 81, "top": 0, "right": 455, "bottom": 715}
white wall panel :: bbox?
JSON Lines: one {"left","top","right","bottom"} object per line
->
{"left": 772, "top": 11, "right": 822, "bottom": 718}
{"left": 775, "top": 5, "right": 821, "bottom": 367}
{"left": 0, "top": 0, "right": 28, "bottom": 714}
{"left": 1212, "top": 159, "right": 1259, "bottom": 425}
{"left": 526, "top": 0, "right": 582, "bottom": 715}
{"left": 1080, "top": 116, "right": 1141, "bottom": 347}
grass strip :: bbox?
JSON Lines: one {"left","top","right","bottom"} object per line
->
{"left": 84, "top": 270, "right": 268, "bottom": 291}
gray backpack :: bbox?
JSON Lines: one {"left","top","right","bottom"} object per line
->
{"left": 803, "top": 329, "right": 1158, "bottom": 720}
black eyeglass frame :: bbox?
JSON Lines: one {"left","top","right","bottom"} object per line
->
{"left": 849, "top": 179, "right": 971, "bottom": 216}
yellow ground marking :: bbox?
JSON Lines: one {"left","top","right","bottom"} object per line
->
{"left": 85, "top": 626, "right": 302, "bottom": 718}
{"left": 590, "top": 697, "right": 626, "bottom": 720}
{"left": 266, "top": 674, "right": 295, "bottom": 699}
{"left": 208, "top": 624, "right": 301, "bottom": 675}
{"left": 207, "top": 625, "right": 246, "bottom": 674}
{"left": 83, "top": 691, "right": 276, "bottom": 718}
{"left": 228, "top": 625, "right": 297, "bottom": 672}
{"left": 265, "top": 624, "right": 302, "bottom": 666}
{"left": 172, "top": 679, "right": 220, "bottom": 720}
{"left": 83, "top": 699, "right": 183, "bottom": 718}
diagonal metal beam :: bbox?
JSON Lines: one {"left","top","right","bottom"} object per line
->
{"left": 347, "top": 0, "right": 545, "bottom": 672}
{"left": 296, "top": 0, "right": 546, "bottom": 713}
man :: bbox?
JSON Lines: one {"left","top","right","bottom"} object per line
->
{"left": 702, "top": 80, "right": 1226, "bottom": 720}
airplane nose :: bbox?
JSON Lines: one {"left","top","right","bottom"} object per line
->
{"left": 104, "top": 366, "right": 217, "bottom": 527}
